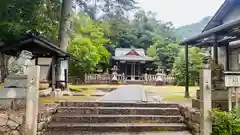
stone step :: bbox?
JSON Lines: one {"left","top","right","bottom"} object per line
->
{"left": 48, "top": 123, "right": 187, "bottom": 132}
{"left": 52, "top": 114, "right": 184, "bottom": 123}
{"left": 57, "top": 107, "right": 181, "bottom": 115}
{"left": 125, "top": 80, "right": 144, "bottom": 85}
{"left": 58, "top": 101, "right": 179, "bottom": 108}
{"left": 46, "top": 131, "right": 192, "bottom": 135}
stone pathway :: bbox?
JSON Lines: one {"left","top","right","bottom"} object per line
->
{"left": 48, "top": 131, "right": 192, "bottom": 135}
{"left": 99, "top": 85, "right": 147, "bottom": 102}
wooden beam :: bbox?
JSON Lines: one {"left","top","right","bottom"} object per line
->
{"left": 51, "top": 56, "right": 56, "bottom": 90}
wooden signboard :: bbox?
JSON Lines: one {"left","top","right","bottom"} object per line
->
{"left": 224, "top": 72, "right": 240, "bottom": 87}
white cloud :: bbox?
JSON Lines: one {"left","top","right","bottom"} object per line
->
{"left": 137, "top": 0, "right": 225, "bottom": 27}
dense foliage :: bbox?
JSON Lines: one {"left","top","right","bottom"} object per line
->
{"left": 212, "top": 108, "right": 240, "bottom": 135}
{"left": 76, "top": 0, "right": 137, "bottom": 20}
{"left": 172, "top": 47, "right": 204, "bottom": 86}
{"left": 0, "top": 0, "right": 61, "bottom": 42}
{"left": 68, "top": 13, "right": 110, "bottom": 77}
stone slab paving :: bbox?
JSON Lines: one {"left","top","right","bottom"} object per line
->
{"left": 48, "top": 131, "right": 192, "bottom": 135}
{"left": 99, "top": 85, "right": 147, "bottom": 102}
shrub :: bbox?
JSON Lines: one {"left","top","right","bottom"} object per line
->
{"left": 212, "top": 108, "right": 240, "bottom": 135}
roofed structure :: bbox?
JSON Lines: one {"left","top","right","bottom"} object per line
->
{"left": 0, "top": 31, "right": 70, "bottom": 90}
{"left": 112, "top": 48, "right": 153, "bottom": 61}
{"left": 181, "top": 0, "right": 240, "bottom": 96}
{"left": 0, "top": 32, "right": 69, "bottom": 58}
{"left": 111, "top": 48, "right": 153, "bottom": 80}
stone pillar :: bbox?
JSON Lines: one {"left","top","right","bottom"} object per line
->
{"left": 200, "top": 57, "right": 212, "bottom": 135}
{"left": 25, "top": 66, "right": 40, "bottom": 135}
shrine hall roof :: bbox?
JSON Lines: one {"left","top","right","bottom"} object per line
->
{"left": 112, "top": 48, "right": 153, "bottom": 61}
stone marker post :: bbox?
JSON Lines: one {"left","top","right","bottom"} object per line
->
{"left": 200, "top": 56, "right": 212, "bottom": 135}
{"left": 25, "top": 66, "right": 40, "bottom": 135}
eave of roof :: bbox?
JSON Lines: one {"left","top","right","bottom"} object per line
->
{"left": 203, "top": 0, "right": 236, "bottom": 32}
{"left": 180, "top": 17, "right": 240, "bottom": 46}
{"left": 112, "top": 55, "right": 153, "bottom": 61}
{"left": 0, "top": 32, "right": 70, "bottom": 58}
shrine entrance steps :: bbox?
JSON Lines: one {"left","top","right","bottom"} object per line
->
{"left": 46, "top": 101, "right": 191, "bottom": 135}
{"left": 125, "top": 80, "right": 145, "bottom": 84}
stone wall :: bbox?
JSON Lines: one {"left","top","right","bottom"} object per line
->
{"left": 0, "top": 109, "right": 25, "bottom": 135}
{"left": 178, "top": 105, "right": 200, "bottom": 135}
{"left": 37, "top": 103, "right": 58, "bottom": 135}
{"left": 0, "top": 103, "right": 58, "bottom": 135}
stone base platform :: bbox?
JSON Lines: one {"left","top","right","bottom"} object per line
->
{"left": 192, "top": 98, "right": 236, "bottom": 111}
{"left": 111, "top": 80, "right": 119, "bottom": 84}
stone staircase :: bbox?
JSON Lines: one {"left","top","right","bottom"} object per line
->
{"left": 125, "top": 80, "right": 145, "bottom": 85}
{"left": 46, "top": 101, "right": 191, "bottom": 135}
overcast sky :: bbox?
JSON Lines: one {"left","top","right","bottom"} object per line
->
{"left": 137, "top": 0, "right": 225, "bottom": 27}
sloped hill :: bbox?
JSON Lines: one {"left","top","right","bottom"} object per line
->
{"left": 176, "top": 16, "right": 212, "bottom": 40}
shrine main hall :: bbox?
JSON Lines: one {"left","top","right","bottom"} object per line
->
{"left": 111, "top": 48, "right": 153, "bottom": 80}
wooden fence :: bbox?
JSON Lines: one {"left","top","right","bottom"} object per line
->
{"left": 69, "top": 74, "right": 175, "bottom": 85}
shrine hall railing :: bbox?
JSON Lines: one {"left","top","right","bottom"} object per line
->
{"left": 69, "top": 74, "right": 175, "bottom": 85}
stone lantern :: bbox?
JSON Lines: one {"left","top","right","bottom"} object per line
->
{"left": 155, "top": 66, "right": 164, "bottom": 86}
{"left": 111, "top": 65, "right": 118, "bottom": 84}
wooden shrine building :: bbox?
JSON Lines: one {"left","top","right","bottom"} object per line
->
{"left": 112, "top": 48, "right": 153, "bottom": 80}
{"left": 181, "top": 0, "right": 240, "bottom": 95}
{"left": 0, "top": 31, "right": 70, "bottom": 90}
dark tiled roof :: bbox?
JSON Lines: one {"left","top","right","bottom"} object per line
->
{"left": 203, "top": 0, "right": 238, "bottom": 32}
{"left": 0, "top": 31, "right": 69, "bottom": 57}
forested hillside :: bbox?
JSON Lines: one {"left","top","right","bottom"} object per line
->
{"left": 176, "top": 16, "right": 212, "bottom": 40}
{"left": 0, "top": 0, "right": 206, "bottom": 86}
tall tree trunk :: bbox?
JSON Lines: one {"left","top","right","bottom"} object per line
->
{"left": 57, "top": 0, "right": 73, "bottom": 86}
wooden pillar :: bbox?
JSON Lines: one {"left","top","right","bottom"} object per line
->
{"left": 125, "top": 62, "right": 127, "bottom": 76}
{"left": 51, "top": 56, "right": 56, "bottom": 90}
{"left": 35, "top": 57, "right": 38, "bottom": 65}
{"left": 185, "top": 44, "right": 190, "bottom": 98}
{"left": 64, "top": 69, "right": 68, "bottom": 88}
{"left": 213, "top": 34, "right": 218, "bottom": 64}
{"left": 226, "top": 42, "right": 230, "bottom": 71}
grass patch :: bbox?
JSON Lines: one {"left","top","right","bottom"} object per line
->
{"left": 163, "top": 95, "right": 192, "bottom": 102}
{"left": 144, "top": 85, "right": 198, "bottom": 103}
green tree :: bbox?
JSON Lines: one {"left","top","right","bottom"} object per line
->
{"left": 68, "top": 13, "right": 110, "bottom": 78}
{"left": 147, "top": 44, "right": 157, "bottom": 58}
{"left": 172, "top": 47, "right": 204, "bottom": 86}
{"left": 76, "top": 0, "right": 137, "bottom": 20}
{"left": 0, "top": 0, "right": 61, "bottom": 42}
